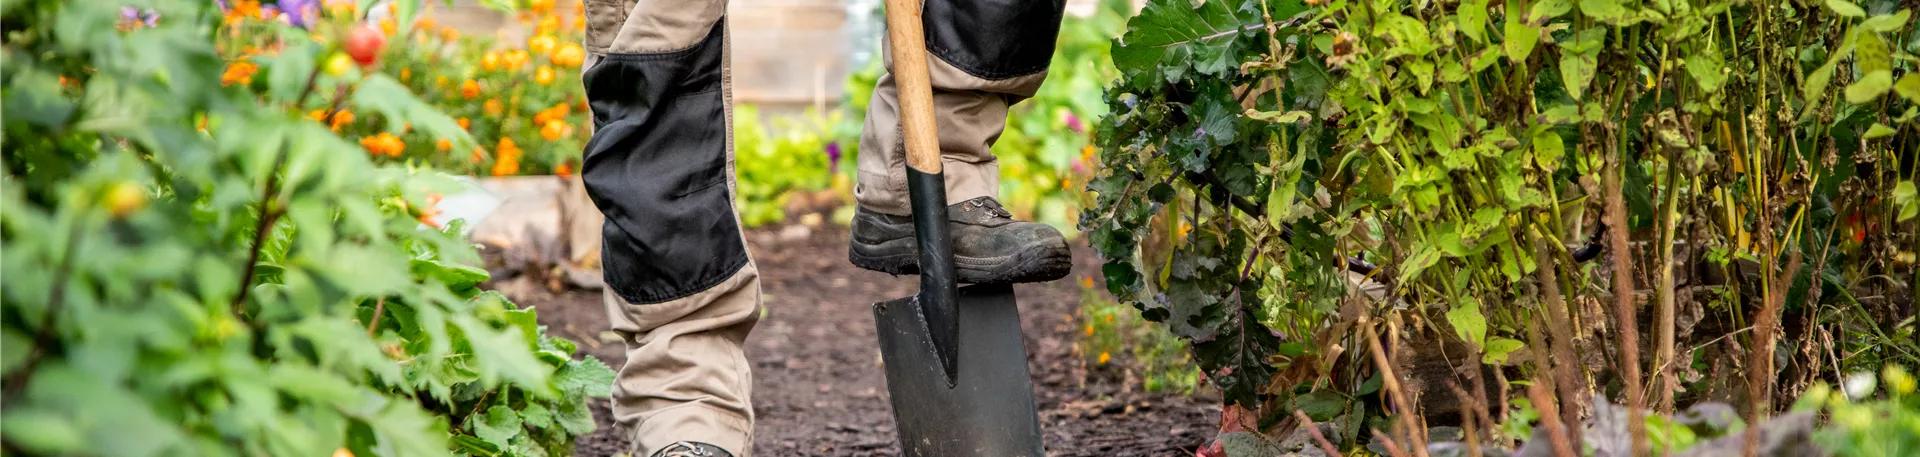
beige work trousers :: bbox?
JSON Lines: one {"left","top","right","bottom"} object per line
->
{"left": 583, "top": 0, "right": 1058, "bottom": 455}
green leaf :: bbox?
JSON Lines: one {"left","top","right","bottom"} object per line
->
{"left": 1845, "top": 71, "right": 1894, "bottom": 104}
{"left": 1460, "top": 0, "right": 1491, "bottom": 42}
{"left": 1, "top": 409, "right": 86, "bottom": 454}
{"left": 1859, "top": 9, "right": 1912, "bottom": 32}
{"left": 520, "top": 404, "right": 555, "bottom": 430}
{"left": 1, "top": 329, "right": 32, "bottom": 372}
{"left": 1528, "top": 0, "right": 1574, "bottom": 23}
{"left": 1894, "top": 74, "right": 1920, "bottom": 102}
{"left": 1559, "top": 28, "right": 1606, "bottom": 99}
{"left": 1894, "top": 181, "right": 1917, "bottom": 221}
{"left": 555, "top": 395, "right": 597, "bottom": 435}
{"left": 474, "top": 406, "right": 522, "bottom": 446}
{"left": 1111, "top": 0, "right": 1276, "bottom": 87}
{"left": 1581, "top": 0, "right": 1637, "bottom": 23}
{"left": 1828, "top": 0, "right": 1867, "bottom": 17}
{"left": 1856, "top": 32, "right": 1893, "bottom": 75}
{"left": 1483, "top": 338, "right": 1526, "bottom": 364}
{"left": 1505, "top": 0, "right": 1541, "bottom": 62}
{"left": 1863, "top": 123, "right": 1897, "bottom": 139}
{"left": 1291, "top": 390, "right": 1348, "bottom": 421}
{"left": 1685, "top": 47, "right": 1726, "bottom": 93}
{"left": 1244, "top": 109, "right": 1312, "bottom": 124}
{"left": 554, "top": 357, "right": 617, "bottom": 398}
{"left": 1446, "top": 298, "right": 1489, "bottom": 346}
{"left": 1533, "top": 130, "right": 1565, "bottom": 172}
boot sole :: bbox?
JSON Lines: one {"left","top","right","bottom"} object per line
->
{"left": 849, "top": 236, "right": 1072, "bottom": 285}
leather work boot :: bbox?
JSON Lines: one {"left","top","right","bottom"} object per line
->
{"left": 849, "top": 196, "right": 1072, "bottom": 284}
{"left": 649, "top": 441, "right": 733, "bottom": 457}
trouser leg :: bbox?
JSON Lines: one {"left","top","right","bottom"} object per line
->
{"left": 580, "top": 1, "right": 757, "bottom": 456}
{"left": 853, "top": 0, "right": 1069, "bottom": 216}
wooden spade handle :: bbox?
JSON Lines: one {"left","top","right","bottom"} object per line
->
{"left": 883, "top": 0, "right": 941, "bottom": 174}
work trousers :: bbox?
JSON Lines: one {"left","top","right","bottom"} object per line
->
{"left": 579, "top": 0, "right": 1065, "bottom": 455}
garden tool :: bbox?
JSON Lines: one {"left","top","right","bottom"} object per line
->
{"left": 868, "top": 0, "right": 1046, "bottom": 455}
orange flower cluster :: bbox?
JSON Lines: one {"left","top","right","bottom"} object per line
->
{"left": 532, "top": 103, "right": 571, "bottom": 125}
{"left": 540, "top": 119, "right": 572, "bottom": 141}
{"left": 460, "top": 79, "right": 480, "bottom": 99}
{"left": 491, "top": 137, "right": 522, "bottom": 176}
{"left": 535, "top": 66, "right": 555, "bottom": 85}
{"left": 309, "top": 109, "right": 355, "bottom": 131}
{"left": 551, "top": 43, "right": 585, "bottom": 68}
{"left": 360, "top": 133, "right": 406, "bottom": 157}
{"left": 221, "top": 61, "right": 258, "bottom": 86}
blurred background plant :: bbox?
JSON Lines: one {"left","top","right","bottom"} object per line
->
{"left": 1, "top": 1, "right": 611, "bottom": 456}
{"left": 1076, "top": 275, "right": 1203, "bottom": 395}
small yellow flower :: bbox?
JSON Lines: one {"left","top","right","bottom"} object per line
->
{"left": 536, "top": 16, "right": 560, "bottom": 35}
{"left": 440, "top": 26, "right": 460, "bottom": 42}
{"left": 481, "top": 51, "right": 501, "bottom": 71}
{"left": 1097, "top": 351, "right": 1111, "bottom": 365}
{"left": 483, "top": 99, "right": 503, "bottom": 116}
{"left": 399, "top": 68, "right": 410, "bottom": 82}
{"left": 461, "top": 79, "right": 481, "bottom": 99}
{"left": 379, "top": 18, "right": 397, "bottom": 36}
{"left": 535, "top": 65, "right": 555, "bottom": 85}
{"left": 528, "top": 35, "right": 558, "bottom": 56}
{"left": 1084, "top": 324, "right": 1095, "bottom": 336}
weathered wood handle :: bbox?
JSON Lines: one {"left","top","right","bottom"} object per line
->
{"left": 883, "top": 0, "right": 941, "bottom": 174}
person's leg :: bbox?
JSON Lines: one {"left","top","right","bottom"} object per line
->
{"left": 580, "top": 1, "right": 757, "bottom": 456}
{"left": 850, "top": 0, "right": 1073, "bottom": 284}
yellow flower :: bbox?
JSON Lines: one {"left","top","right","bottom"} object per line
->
{"left": 333, "top": 448, "right": 354, "bottom": 457}
{"left": 379, "top": 18, "right": 397, "bottom": 36}
{"left": 329, "top": 109, "right": 355, "bottom": 131}
{"left": 491, "top": 137, "right": 522, "bottom": 176}
{"left": 481, "top": 51, "right": 501, "bottom": 71}
{"left": 399, "top": 68, "right": 410, "bottom": 82}
{"left": 1097, "top": 351, "right": 1111, "bottom": 365}
{"left": 536, "top": 15, "right": 560, "bottom": 35}
{"left": 440, "top": 26, "right": 460, "bottom": 42}
{"left": 551, "top": 43, "right": 585, "bottom": 67}
{"left": 483, "top": 99, "right": 504, "bottom": 116}
{"left": 1084, "top": 324, "right": 1094, "bottom": 336}
{"left": 435, "top": 75, "right": 449, "bottom": 87}
{"left": 504, "top": 50, "right": 530, "bottom": 69}
{"left": 1060, "top": 176, "right": 1072, "bottom": 190}
{"left": 540, "top": 119, "right": 567, "bottom": 141}
{"left": 535, "top": 65, "right": 555, "bottom": 85}
{"left": 461, "top": 79, "right": 480, "bottom": 99}
{"left": 416, "top": 17, "right": 437, "bottom": 32}
{"left": 530, "top": 0, "right": 555, "bottom": 15}
{"left": 1081, "top": 145, "right": 1096, "bottom": 164}
{"left": 528, "top": 35, "right": 557, "bottom": 56}
{"left": 220, "top": 60, "right": 258, "bottom": 86}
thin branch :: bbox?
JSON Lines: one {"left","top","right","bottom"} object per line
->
{"left": 1293, "top": 410, "right": 1345, "bottom": 457}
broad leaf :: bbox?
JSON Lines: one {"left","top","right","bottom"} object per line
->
{"left": 1506, "top": 0, "right": 1541, "bottom": 62}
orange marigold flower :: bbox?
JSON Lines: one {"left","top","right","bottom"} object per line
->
{"left": 1084, "top": 324, "right": 1095, "bottom": 336}
{"left": 1097, "top": 351, "right": 1111, "bottom": 365}
{"left": 221, "top": 60, "right": 258, "bottom": 86}
{"left": 471, "top": 146, "right": 487, "bottom": 162}
{"left": 491, "top": 153, "right": 520, "bottom": 176}
{"left": 536, "top": 15, "right": 560, "bottom": 35}
{"left": 529, "top": 35, "right": 557, "bottom": 56}
{"left": 399, "top": 67, "right": 410, "bottom": 81}
{"left": 483, "top": 99, "right": 504, "bottom": 116}
{"left": 540, "top": 119, "right": 567, "bottom": 141}
{"left": 329, "top": 110, "right": 355, "bottom": 131}
{"left": 1060, "top": 176, "right": 1072, "bottom": 190}
{"left": 554, "top": 161, "right": 573, "bottom": 178}
{"left": 417, "top": 17, "right": 437, "bottom": 32}
{"left": 535, "top": 66, "right": 556, "bottom": 85}
{"left": 551, "top": 43, "right": 584, "bottom": 68}
{"left": 497, "top": 137, "right": 522, "bottom": 157}
{"left": 1081, "top": 276, "right": 1094, "bottom": 289}
{"left": 440, "top": 26, "right": 460, "bottom": 42}
{"left": 457, "top": 117, "right": 471, "bottom": 130}
{"left": 436, "top": 75, "right": 449, "bottom": 87}
{"left": 530, "top": 0, "right": 555, "bottom": 15}
{"left": 436, "top": 138, "right": 452, "bottom": 152}
{"left": 481, "top": 51, "right": 501, "bottom": 71}
{"left": 504, "top": 50, "right": 529, "bottom": 69}
{"left": 461, "top": 79, "right": 480, "bottom": 99}
{"left": 379, "top": 18, "right": 397, "bottom": 36}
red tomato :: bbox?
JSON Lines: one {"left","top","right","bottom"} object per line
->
{"left": 345, "top": 25, "right": 385, "bottom": 67}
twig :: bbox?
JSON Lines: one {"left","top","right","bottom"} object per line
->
{"left": 1602, "top": 124, "right": 1648, "bottom": 457}
{"left": 1531, "top": 232, "right": 1587, "bottom": 446}
{"left": 1371, "top": 429, "right": 1412, "bottom": 457}
{"left": 1446, "top": 382, "right": 1484, "bottom": 457}
{"left": 0, "top": 228, "right": 83, "bottom": 405}
{"left": 1361, "top": 315, "right": 1428, "bottom": 457}
{"left": 1529, "top": 381, "right": 1578, "bottom": 457}
{"left": 367, "top": 297, "right": 387, "bottom": 336}
{"left": 1293, "top": 410, "right": 1345, "bottom": 457}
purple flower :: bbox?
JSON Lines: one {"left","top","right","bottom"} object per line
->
{"left": 278, "top": 0, "right": 316, "bottom": 28}
{"left": 825, "top": 142, "right": 842, "bottom": 167}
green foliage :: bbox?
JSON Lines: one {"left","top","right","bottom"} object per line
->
{"left": 1076, "top": 276, "right": 1201, "bottom": 395}
{"left": 1803, "top": 366, "right": 1920, "bottom": 457}
{"left": 1086, "top": 0, "right": 1919, "bottom": 431}
{"left": 0, "top": 1, "right": 611, "bottom": 456}
{"left": 731, "top": 105, "right": 845, "bottom": 228}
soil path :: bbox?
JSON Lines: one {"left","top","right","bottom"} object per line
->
{"left": 511, "top": 223, "right": 1220, "bottom": 456}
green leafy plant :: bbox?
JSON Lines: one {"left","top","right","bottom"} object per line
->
{"left": 1084, "top": 0, "right": 1918, "bottom": 440}
{"left": 0, "top": 1, "right": 611, "bottom": 456}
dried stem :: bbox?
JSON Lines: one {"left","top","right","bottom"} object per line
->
{"left": 1447, "top": 382, "right": 1484, "bottom": 457}
{"left": 1604, "top": 127, "right": 1648, "bottom": 457}
{"left": 1361, "top": 315, "right": 1429, "bottom": 457}
{"left": 1529, "top": 381, "right": 1578, "bottom": 457}
{"left": 1532, "top": 232, "right": 1587, "bottom": 447}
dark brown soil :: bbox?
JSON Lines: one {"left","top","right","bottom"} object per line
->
{"left": 511, "top": 222, "right": 1221, "bottom": 457}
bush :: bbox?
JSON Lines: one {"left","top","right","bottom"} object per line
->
{"left": 0, "top": 1, "right": 612, "bottom": 456}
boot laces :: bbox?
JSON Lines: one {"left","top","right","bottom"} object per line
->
{"left": 963, "top": 197, "right": 1013, "bottom": 219}
{"left": 657, "top": 442, "right": 716, "bottom": 457}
